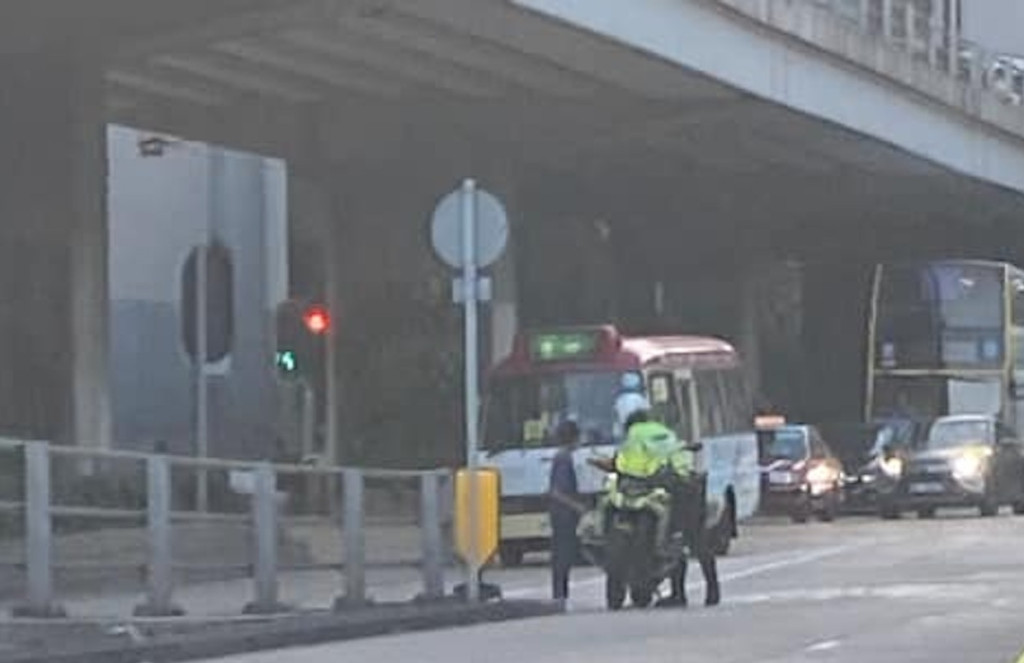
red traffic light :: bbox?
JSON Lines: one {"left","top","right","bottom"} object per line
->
{"left": 302, "top": 306, "right": 331, "bottom": 335}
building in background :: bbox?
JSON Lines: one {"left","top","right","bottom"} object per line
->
{"left": 961, "top": 1, "right": 1024, "bottom": 55}
{"left": 107, "top": 125, "right": 288, "bottom": 459}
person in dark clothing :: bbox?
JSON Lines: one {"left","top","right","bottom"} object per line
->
{"left": 549, "top": 420, "right": 583, "bottom": 600}
{"left": 660, "top": 472, "right": 720, "bottom": 607}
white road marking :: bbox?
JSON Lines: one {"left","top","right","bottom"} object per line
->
{"left": 805, "top": 639, "right": 842, "bottom": 652}
{"left": 501, "top": 543, "right": 863, "bottom": 598}
{"left": 718, "top": 544, "right": 865, "bottom": 583}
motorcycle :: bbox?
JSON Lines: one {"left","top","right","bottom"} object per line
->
{"left": 579, "top": 445, "right": 703, "bottom": 611}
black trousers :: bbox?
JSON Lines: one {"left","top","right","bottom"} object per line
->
{"left": 668, "top": 475, "right": 720, "bottom": 604}
{"left": 550, "top": 515, "right": 579, "bottom": 599}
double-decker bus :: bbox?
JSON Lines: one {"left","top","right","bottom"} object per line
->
{"left": 865, "top": 259, "right": 1024, "bottom": 426}
{"left": 481, "top": 325, "right": 761, "bottom": 566}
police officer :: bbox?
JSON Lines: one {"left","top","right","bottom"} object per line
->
{"left": 596, "top": 406, "right": 720, "bottom": 608}
{"left": 549, "top": 419, "right": 583, "bottom": 601}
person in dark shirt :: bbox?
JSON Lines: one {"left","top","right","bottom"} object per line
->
{"left": 549, "top": 420, "right": 583, "bottom": 601}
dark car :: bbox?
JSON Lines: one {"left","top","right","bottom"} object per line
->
{"left": 879, "top": 414, "right": 1024, "bottom": 519}
{"left": 759, "top": 424, "right": 844, "bottom": 523}
{"left": 818, "top": 419, "right": 921, "bottom": 513}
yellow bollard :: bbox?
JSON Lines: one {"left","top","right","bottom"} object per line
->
{"left": 453, "top": 467, "right": 500, "bottom": 568}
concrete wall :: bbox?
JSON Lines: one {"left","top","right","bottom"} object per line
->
{"left": 107, "top": 126, "right": 287, "bottom": 458}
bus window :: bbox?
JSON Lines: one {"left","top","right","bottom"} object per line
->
{"left": 1014, "top": 332, "right": 1024, "bottom": 369}
{"left": 647, "top": 371, "right": 689, "bottom": 440}
{"left": 696, "top": 371, "right": 725, "bottom": 438}
{"left": 875, "top": 262, "right": 1004, "bottom": 369}
{"left": 483, "top": 371, "right": 623, "bottom": 450}
{"left": 719, "top": 369, "right": 753, "bottom": 433}
{"left": 1011, "top": 275, "right": 1024, "bottom": 327}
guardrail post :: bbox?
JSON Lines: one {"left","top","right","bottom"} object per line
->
{"left": 418, "top": 471, "right": 445, "bottom": 601}
{"left": 134, "top": 455, "right": 184, "bottom": 616}
{"left": 335, "top": 468, "right": 366, "bottom": 609}
{"left": 12, "top": 442, "right": 64, "bottom": 618}
{"left": 245, "top": 463, "right": 287, "bottom": 614}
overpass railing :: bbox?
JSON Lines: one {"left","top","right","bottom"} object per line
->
{"left": 0, "top": 439, "right": 454, "bottom": 618}
{"left": 758, "top": 0, "right": 1024, "bottom": 106}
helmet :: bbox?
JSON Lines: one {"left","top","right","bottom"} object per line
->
{"left": 620, "top": 372, "right": 643, "bottom": 393}
{"left": 615, "top": 392, "right": 650, "bottom": 426}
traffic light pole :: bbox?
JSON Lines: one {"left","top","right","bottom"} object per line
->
{"left": 301, "top": 380, "right": 316, "bottom": 461}
{"left": 325, "top": 335, "right": 338, "bottom": 466}
{"left": 324, "top": 247, "right": 340, "bottom": 468}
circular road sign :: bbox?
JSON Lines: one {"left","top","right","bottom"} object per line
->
{"left": 430, "top": 184, "right": 509, "bottom": 269}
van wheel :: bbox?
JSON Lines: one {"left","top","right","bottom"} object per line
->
{"left": 499, "top": 543, "right": 524, "bottom": 567}
{"left": 979, "top": 500, "right": 999, "bottom": 517}
{"left": 819, "top": 493, "right": 839, "bottom": 522}
{"left": 711, "top": 503, "right": 735, "bottom": 556}
{"left": 879, "top": 503, "right": 901, "bottom": 520}
{"left": 917, "top": 507, "right": 936, "bottom": 519}
{"left": 791, "top": 496, "right": 811, "bottom": 524}
{"left": 1012, "top": 501, "right": 1024, "bottom": 515}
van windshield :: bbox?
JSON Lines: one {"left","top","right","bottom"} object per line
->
{"left": 483, "top": 371, "right": 631, "bottom": 451}
{"left": 926, "top": 419, "right": 993, "bottom": 450}
{"left": 765, "top": 428, "right": 809, "bottom": 461}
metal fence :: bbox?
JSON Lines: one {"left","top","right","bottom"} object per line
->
{"left": 770, "top": 0, "right": 1024, "bottom": 105}
{"left": 0, "top": 439, "right": 453, "bottom": 618}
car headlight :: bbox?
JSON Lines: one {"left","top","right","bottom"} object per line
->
{"left": 880, "top": 457, "right": 903, "bottom": 477}
{"left": 952, "top": 454, "right": 986, "bottom": 480}
{"left": 806, "top": 464, "right": 834, "bottom": 485}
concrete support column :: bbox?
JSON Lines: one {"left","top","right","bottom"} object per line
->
{"left": 484, "top": 178, "right": 520, "bottom": 367}
{"left": 737, "top": 271, "right": 762, "bottom": 402}
{"left": 70, "top": 61, "right": 112, "bottom": 450}
{"left": 0, "top": 53, "right": 110, "bottom": 446}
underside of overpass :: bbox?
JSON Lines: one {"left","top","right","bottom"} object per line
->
{"left": 3, "top": 0, "right": 1024, "bottom": 462}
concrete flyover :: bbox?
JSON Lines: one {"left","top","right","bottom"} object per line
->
{"left": 3, "top": 0, "right": 1024, "bottom": 451}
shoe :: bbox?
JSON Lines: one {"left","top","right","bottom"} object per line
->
{"left": 705, "top": 587, "right": 720, "bottom": 607}
{"left": 655, "top": 595, "right": 687, "bottom": 608}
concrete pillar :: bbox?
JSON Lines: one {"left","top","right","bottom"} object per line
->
{"left": 0, "top": 53, "right": 110, "bottom": 447}
{"left": 485, "top": 179, "right": 519, "bottom": 367}
{"left": 71, "top": 63, "right": 112, "bottom": 450}
{"left": 737, "top": 271, "right": 762, "bottom": 401}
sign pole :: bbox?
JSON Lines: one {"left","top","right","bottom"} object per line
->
{"left": 461, "top": 179, "right": 481, "bottom": 603}
{"left": 429, "top": 177, "right": 507, "bottom": 602}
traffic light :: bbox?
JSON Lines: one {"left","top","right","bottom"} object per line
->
{"left": 302, "top": 306, "right": 331, "bottom": 336}
{"left": 275, "top": 299, "right": 329, "bottom": 380}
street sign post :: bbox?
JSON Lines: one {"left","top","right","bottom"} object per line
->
{"left": 431, "top": 179, "right": 508, "bottom": 603}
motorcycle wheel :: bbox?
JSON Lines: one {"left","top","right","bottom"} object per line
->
{"left": 605, "top": 516, "right": 631, "bottom": 611}
{"left": 630, "top": 582, "right": 655, "bottom": 608}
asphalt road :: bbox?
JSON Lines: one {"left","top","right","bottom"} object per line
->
{"left": 197, "top": 511, "right": 1024, "bottom": 663}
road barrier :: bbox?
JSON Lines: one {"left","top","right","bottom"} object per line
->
{"left": 0, "top": 439, "right": 453, "bottom": 618}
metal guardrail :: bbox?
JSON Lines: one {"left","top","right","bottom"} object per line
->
{"left": 774, "top": 0, "right": 1024, "bottom": 106}
{"left": 0, "top": 439, "right": 452, "bottom": 618}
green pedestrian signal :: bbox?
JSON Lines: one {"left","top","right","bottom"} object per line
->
{"left": 276, "top": 350, "right": 298, "bottom": 374}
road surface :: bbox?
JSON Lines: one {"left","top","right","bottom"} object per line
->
{"left": 197, "top": 513, "right": 1024, "bottom": 663}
